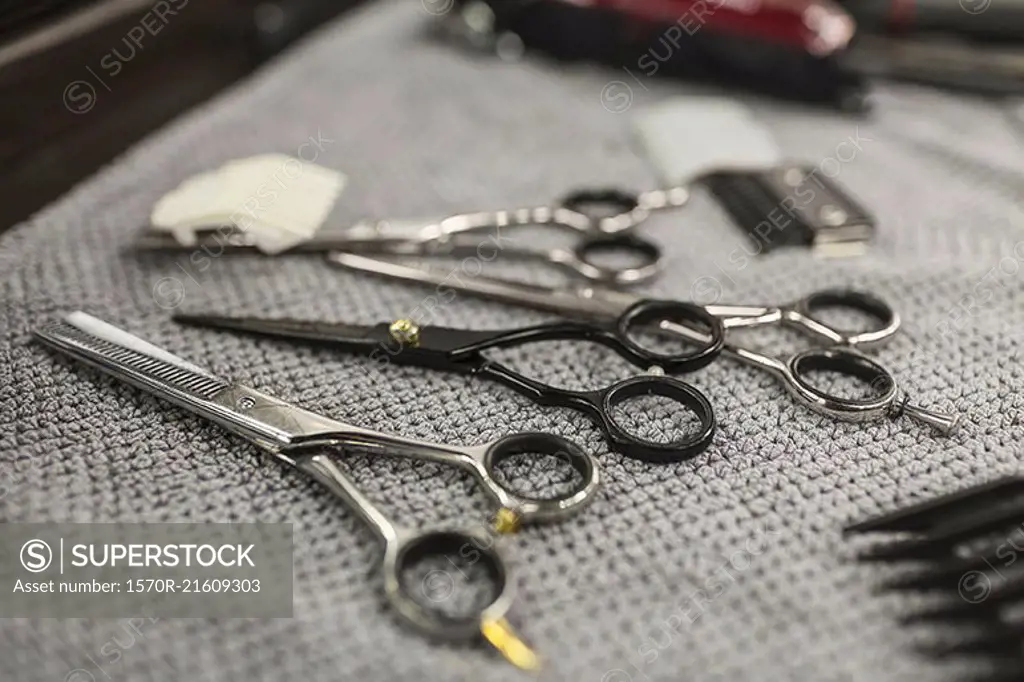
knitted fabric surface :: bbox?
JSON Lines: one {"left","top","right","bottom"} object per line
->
{"left": 2, "top": 2, "right": 1023, "bottom": 681}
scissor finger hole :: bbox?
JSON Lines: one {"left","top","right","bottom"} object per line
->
{"left": 489, "top": 452, "right": 586, "bottom": 501}
{"left": 484, "top": 433, "right": 594, "bottom": 503}
{"left": 561, "top": 188, "right": 641, "bottom": 223}
{"left": 619, "top": 300, "right": 724, "bottom": 373}
{"left": 395, "top": 531, "right": 507, "bottom": 626}
{"left": 573, "top": 236, "right": 662, "bottom": 286}
{"left": 604, "top": 377, "right": 715, "bottom": 462}
{"left": 799, "top": 290, "right": 899, "bottom": 339}
{"left": 790, "top": 349, "right": 895, "bottom": 404}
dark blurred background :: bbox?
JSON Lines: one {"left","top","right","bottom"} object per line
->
{"left": 4, "top": 0, "right": 1022, "bottom": 232}
{"left": 1, "top": 0, "right": 367, "bottom": 230}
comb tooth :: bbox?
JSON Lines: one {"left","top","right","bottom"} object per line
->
{"left": 885, "top": 558, "right": 989, "bottom": 592}
{"left": 901, "top": 576, "right": 1024, "bottom": 624}
{"left": 857, "top": 505, "right": 1024, "bottom": 563}
{"left": 857, "top": 537, "right": 956, "bottom": 562}
{"left": 981, "top": 575, "right": 1024, "bottom": 607}
{"left": 901, "top": 602, "right": 1003, "bottom": 625}
{"left": 960, "top": 668, "right": 1024, "bottom": 682}
{"left": 920, "top": 628, "right": 1023, "bottom": 659}
{"left": 845, "top": 477, "right": 1024, "bottom": 535}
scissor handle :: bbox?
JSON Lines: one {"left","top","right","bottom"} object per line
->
{"left": 383, "top": 527, "right": 514, "bottom": 640}
{"left": 791, "top": 290, "right": 901, "bottom": 348}
{"left": 784, "top": 347, "right": 899, "bottom": 422}
{"left": 563, "top": 234, "right": 663, "bottom": 286}
{"left": 445, "top": 299, "right": 724, "bottom": 374}
{"left": 558, "top": 188, "right": 648, "bottom": 234}
{"left": 478, "top": 432, "right": 599, "bottom": 523}
{"left": 478, "top": 366, "right": 715, "bottom": 462}
{"left": 616, "top": 299, "right": 725, "bottom": 373}
{"left": 595, "top": 375, "right": 716, "bottom": 462}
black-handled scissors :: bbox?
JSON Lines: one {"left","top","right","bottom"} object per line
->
{"left": 175, "top": 301, "right": 725, "bottom": 462}
{"left": 329, "top": 254, "right": 961, "bottom": 433}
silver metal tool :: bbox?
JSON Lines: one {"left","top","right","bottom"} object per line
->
{"left": 329, "top": 253, "right": 960, "bottom": 434}
{"left": 34, "top": 312, "right": 598, "bottom": 528}
{"left": 702, "top": 165, "right": 876, "bottom": 258}
{"left": 33, "top": 311, "right": 598, "bottom": 667}
{"left": 136, "top": 185, "right": 688, "bottom": 285}
{"left": 403, "top": 186, "right": 691, "bottom": 237}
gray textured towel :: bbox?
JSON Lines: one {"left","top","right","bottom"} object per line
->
{"left": 3, "top": 2, "right": 1024, "bottom": 681}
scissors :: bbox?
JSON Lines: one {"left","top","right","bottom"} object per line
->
{"left": 135, "top": 185, "right": 690, "bottom": 285}
{"left": 395, "top": 184, "right": 691, "bottom": 239}
{"left": 33, "top": 312, "right": 563, "bottom": 667}
{"left": 174, "top": 302, "right": 725, "bottom": 462}
{"left": 328, "top": 253, "right": 961, "bottom": 434}
{"left": 35, "top": 312, "right": 600, "bottom": 527}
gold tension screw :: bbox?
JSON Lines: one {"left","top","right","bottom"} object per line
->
{"left": 492, "top": 507, "right": 522, "bottom": 535}
{"left": 388, "top": 319, "right": 420, "bottom": 347}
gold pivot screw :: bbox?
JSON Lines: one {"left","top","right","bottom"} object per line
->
{"left": 388, "top": 319, "right": 420, "bottom": 347}
{"left": 492, "top": 507, "right": 522, "bottom": 535}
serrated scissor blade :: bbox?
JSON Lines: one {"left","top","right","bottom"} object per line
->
{"left": 33, "top": 312, "right": 348, "bottom": 451}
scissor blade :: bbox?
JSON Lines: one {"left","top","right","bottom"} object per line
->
{"left": 134, "top": 220, "right": 441, "bottom": 254}
{"left": 33, "top": 312, "right": 344, "bottom": 450}
{"left": 134, "top": 227, "right": 257, "bottom": 252}
{"left": 35, "top": 312, "right": 230, "bottom": 399}
{"left": 327, "top": 252, "right": 637, "bottom": 321}
{"left": 175, "top": 314, "right": 383, "bottom": 346}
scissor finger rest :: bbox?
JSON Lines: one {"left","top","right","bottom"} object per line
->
{"left": 786, "top": 348, "right": 959, "bottom": 433}
{"left": 479, "top": 432, "right": 599, "bottom": 525}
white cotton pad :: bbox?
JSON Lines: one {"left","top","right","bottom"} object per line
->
{"left": 149, "top": 154, "right": 346, "bottom": 254}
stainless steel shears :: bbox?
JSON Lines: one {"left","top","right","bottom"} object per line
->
{"left": 33, "top": 311, "right": 592, "bottom": 667}
{"left": 329, "top": 253, "right": 960, "bottom": 434}
{"left": 135, "top": 185, "right": 690, "bottom": 286}
{"left": 33, "top": 313, "right": 600, "bottom": 526}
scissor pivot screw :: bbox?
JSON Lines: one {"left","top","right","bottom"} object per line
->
{"left": 492, "top": 507, "right": 522, "bottom": 535}
{"left": 236, "top": 396, "right": 256, "bottom": 410}
{"left": 389, "top": 319, "right": 420, "bottom": 347}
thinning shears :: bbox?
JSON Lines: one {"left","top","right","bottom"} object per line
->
{"left": 329, "top": 253, "right": 960, "bottom": 434}
{"left": 174, "top": 299, "right": 725, "bottom": 462}
{"left": 36, "top": 312, "right": 599, "bottom": 527}
{"left": 34, "top": 312, "right": 560, "bottom": 668}
{"left": 136, "top": 185, "right": 689, "bottom": 285}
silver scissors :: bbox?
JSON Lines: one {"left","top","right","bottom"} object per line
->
{"left": 33, "top": 312, "right": 592, "bottom": 667}
{"left": 401, "top": 185, "right": 692, "bottom": 237}
{"left": 329, "top": 253, "right": 960, "bottom": 434}
{"left": 135, "top": 186, "right": 689, "bottom": 286}
{"left": 33, "top": 313, "right": 598, "bottom": 527}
